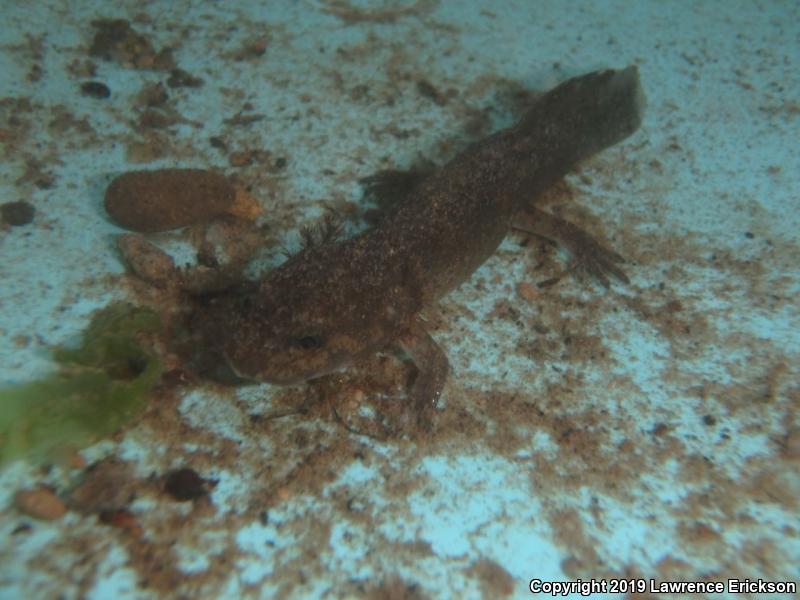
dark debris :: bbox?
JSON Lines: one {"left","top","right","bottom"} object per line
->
{"left": 164, "top": 468, "right": 215, "bottom": 501}
{"left": 1, "top": 201, "right": 35, "bottom": 226}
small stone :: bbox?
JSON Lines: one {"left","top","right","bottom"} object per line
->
{"left": 164, "top": 468, "right": 211, "bottom": 501}
{"left": 209, "top": 136, "right": 227, "bottom": 150}
{"left": 228, "top": 151, "right": 254, "bottom": 167}
{"left": 104, "top": 169, "right": 236, "bottom": 232}
{"left": 99, "top": 508, "right": 143, "bottom": 537}
{"left": 80, "top": 81, "right": 111, "bottom": 99}
{"left": 1, "top": 201, "right": 35, "bottom": 226}
{"left": 227, "top": 188, "right": 262, "bottom": 221}
{"left": 117, "top": 233, "right": 176, "bottom": 285}
{"left": 233, "top": 37, "right": 269, "bottom": 61}
{"left": 14, "top": 487, "right": 67, "bottom": 520}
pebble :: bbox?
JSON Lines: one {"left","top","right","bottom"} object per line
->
{"left": 516, "top": 281, "right": 539, "bottom": 302}
{"left": 116, "top": 233, "right": 176, "bottom": 285}
{"left": 104, "top": 168, "right": 236, "bottom": 232}
{"left": 1, "top": 201, "right": 35, "bottom": 226}
{"left": 80, "top": 81, "right": 111, "bottom": 99}
{"left": 164, "top": 468, "right": 212, "bottom": 501}
{"left": 14, "top": 487, "right": 67, "bottom": 520}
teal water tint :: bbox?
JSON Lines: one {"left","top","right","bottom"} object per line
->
{"left": 0, "top": 1, "right": 798, "bottom": 599}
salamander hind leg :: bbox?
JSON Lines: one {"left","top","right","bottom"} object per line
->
{"left": 396, "top": 319, "right": 450, "bottom": 433}
{"left": 513, "top": 207, "right": 629, "bottom": 287}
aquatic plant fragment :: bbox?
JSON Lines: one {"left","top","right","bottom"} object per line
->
{"left": 0, "top": 303, "right": 162, "bottom": 464}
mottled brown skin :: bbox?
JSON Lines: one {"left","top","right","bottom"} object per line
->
{"left": 221, "top": 67, "right": 646, "bottom": 427}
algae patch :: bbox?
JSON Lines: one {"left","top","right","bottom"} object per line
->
{"left": 0, "top": 303, "right": 162, "bottom": 464}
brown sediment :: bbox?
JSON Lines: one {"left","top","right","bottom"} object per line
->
{"left": 89, "top": 18, "right": 174, "bottom": 70}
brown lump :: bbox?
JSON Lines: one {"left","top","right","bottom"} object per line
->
{"left": 14, "top": 487, "right": 67, "bottom": 520}
{"left": 68, "top": 458, "right": 138, "bottom": 514}
{"left": 1, "top": 200, "right": 35, "bottom": 226}
{"left": 104, "top": 168, "right": 235, "bottom": 232}
{"left": 163, "top": 468, "right": 214, "bottom": 501}
{"left": 89, "top": 19, "right": 173, "bottom": 70}
{"left": 116, "top": 233, "right": 176, "bottom": 284}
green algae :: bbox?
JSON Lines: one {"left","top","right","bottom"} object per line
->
{"left": 0, "top": 303, "right": 162, "bottom": 464}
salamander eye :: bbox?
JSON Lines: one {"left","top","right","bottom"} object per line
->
{"left": 294, "top": 335, "right": 324, "bottom": 349}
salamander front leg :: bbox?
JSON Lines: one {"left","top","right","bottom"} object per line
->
{"left": 396, "top": 319, "right": 450, "bottom": 432}
{"left": 513, "top": 207, "right": 629, "bottom": 287}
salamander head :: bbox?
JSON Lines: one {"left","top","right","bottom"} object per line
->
{"left": 219, "top": 247, "right": 406, "bottom": 385}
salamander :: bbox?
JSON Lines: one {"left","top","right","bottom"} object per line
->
{"left": 217, "top": 66, "right": 645, "bottom": 428}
